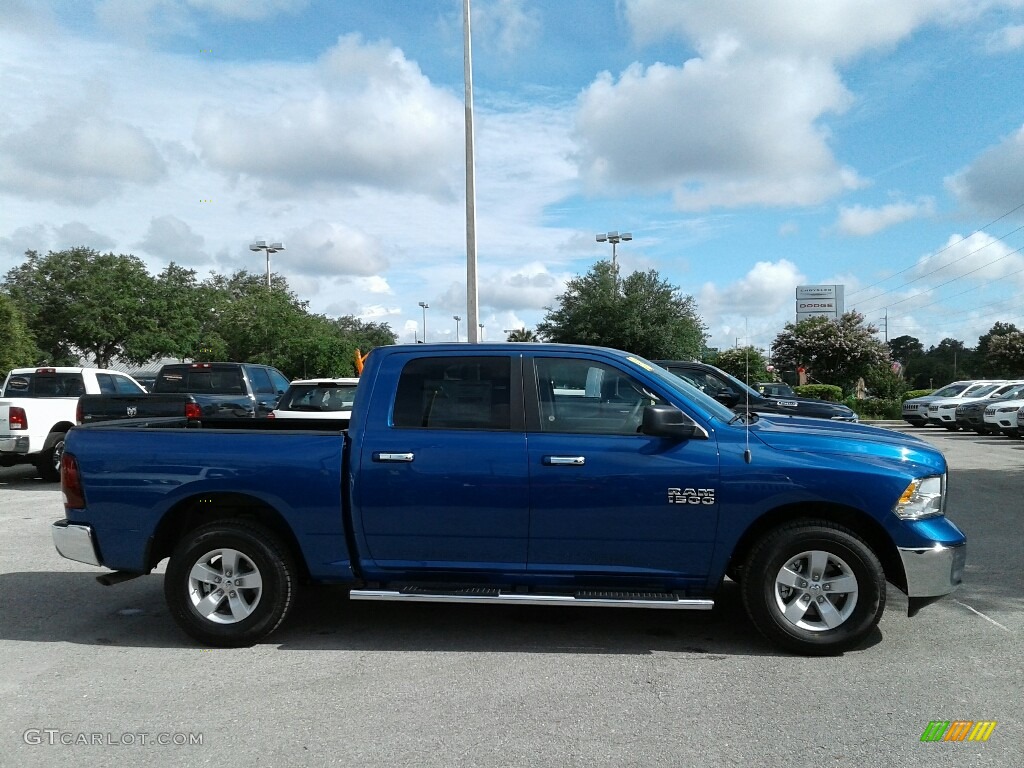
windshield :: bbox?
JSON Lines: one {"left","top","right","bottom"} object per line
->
{"left": 967, "top": 383, "right": 1001, "bottom": 397}
{"left": 279, "top": 383, "right": 358, "bottom": 412}
{"left": 931, "top": 382, "right": 970, "bottom": 397}
{"left": 640, "top": 360, "right": 739, "bottom": 422}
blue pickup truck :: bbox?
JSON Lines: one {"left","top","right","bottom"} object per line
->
{"left": 52, "top": 343, "right": 966, "bottom": 655}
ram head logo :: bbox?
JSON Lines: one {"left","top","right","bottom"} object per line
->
{"left": 126, "top": 406, "right": 138, "bottom": 417}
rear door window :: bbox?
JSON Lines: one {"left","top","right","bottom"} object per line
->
{"left": 393, "top": 356, "right": 512, "bottom": 430}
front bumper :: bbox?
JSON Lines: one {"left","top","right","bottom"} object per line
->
{"left": 898, "top": 541, "right": 966, "bottom": 615}
{"left": 51, "top": 520, "right": 102, "bottom": 566}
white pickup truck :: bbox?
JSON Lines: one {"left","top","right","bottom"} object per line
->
{"left": 0, "top": 367, "right": 146, "bottom": 480}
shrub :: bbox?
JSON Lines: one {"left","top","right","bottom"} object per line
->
{"left": 795, "top": 384, "right": 844, "bottom": 402}
{"left": 844, "top": 396, "right": 903, "bottom": 420}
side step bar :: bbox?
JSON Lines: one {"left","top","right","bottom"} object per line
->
{"left": 350, "top": 587, "right": 713, "bottom": 610}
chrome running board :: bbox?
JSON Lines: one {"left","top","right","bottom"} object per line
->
{"left": 349, "top": 587, "right": 713, "bottom": 610}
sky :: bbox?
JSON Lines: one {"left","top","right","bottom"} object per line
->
{"left": 2, "top": 0, "right": 1024, "bottom": 354}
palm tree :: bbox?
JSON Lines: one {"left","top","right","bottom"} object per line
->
{"left": 506, "top": 328, "right": 540, "bottom": 342}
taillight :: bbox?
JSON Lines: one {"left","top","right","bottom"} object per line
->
{"left": 61, "top": 452, "right": 86, "bottom": 509}
{"left": 9, "top": 407, "right": 27, "bottom": 430}
{"left": 76, "top": 399, "right": 83, "bottom": 425}
{"left": 267, "top": 412, "right": 275, "bottom": 419}
{"left": 184, "top": 403, "right": 202, "bottom": 421}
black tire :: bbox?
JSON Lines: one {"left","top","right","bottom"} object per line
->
{"left": 35, "top": 432, "right": 67, "bottom": 482}
{"left": 741, "top": 521, "right": 885, "bottom": 655}
{"left": 164, "top": 521, "right": 297, "bottom": 647}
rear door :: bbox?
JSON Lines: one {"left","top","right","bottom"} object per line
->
{"left": 525, "top": 353, "right": 720, "bottom": 582}
{"left": 354, "top": 352, "right": 529, "bottom": 574}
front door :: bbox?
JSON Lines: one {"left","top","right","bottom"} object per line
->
{"left": 525, "top": 355, "right": 720, "bottom": 583}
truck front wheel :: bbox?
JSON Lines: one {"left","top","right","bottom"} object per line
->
{"left": 164, "top": 521, "right": 297, "bottom": 647}
{"left": 741, "top": 521, "right": 885, "bottom": 655}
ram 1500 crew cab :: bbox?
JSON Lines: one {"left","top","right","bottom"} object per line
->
{"left": 52, "top": 344, "right": 966, "bottom": 655}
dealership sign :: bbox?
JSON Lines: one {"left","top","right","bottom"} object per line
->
{"left": 795, "top": 284, "right": 844, "bottom": 322}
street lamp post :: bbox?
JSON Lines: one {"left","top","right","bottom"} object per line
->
{"left": 478, "top": 323, "right": 484, "bottom": 341}
{"left": 453, "top": 315, "right": 461, "bottom": 342}
{"left": 249, "top": 239, "right": 285, "bottom": 288}
{"left": 418, "top": 301, "right": 429, "bottom": 343}
{"left": 595, "top": 231, "right": 631, "bottom": 289}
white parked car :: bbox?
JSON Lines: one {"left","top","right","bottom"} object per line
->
{"left": 983, "top": 396, "right": 1024, "bottom": 437}
{"left": 0, "top": 366, "right": 146, "bottom": 480}
{"left": 926, "top": 380, "right": 1018, "bottom": 430}
{"left": 269, "top": 378, "right": 359, "bottom": 420}
{"left": 902, "top": 380, "right": 978, "bottom": 426}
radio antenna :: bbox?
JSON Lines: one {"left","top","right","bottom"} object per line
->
{"left": 743, "top": 319, "right": 752, "bottom": 464}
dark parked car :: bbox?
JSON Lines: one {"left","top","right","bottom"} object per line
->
{"left": 654, "top": 360, "right": 858, "bottom": 422}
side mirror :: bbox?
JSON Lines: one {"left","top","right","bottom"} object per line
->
{"left": 641, "top": 405, "right": 707, "bottom": 440}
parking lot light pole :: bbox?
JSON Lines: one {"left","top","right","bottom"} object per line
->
{"left": 595, "top": 231, "right": 631, "bottom": 291}
{"left": 249, "top": 240, "right": 285, "bottom": 288}
{"left": 453, "top": 315, "right": 461, "bottom": 342}
{"left": 418, "top": 301, "right": 429, "bottom": 343}
{"left": 478, "top": 323, "right": 484, "bottom": 341}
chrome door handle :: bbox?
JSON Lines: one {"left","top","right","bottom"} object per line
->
{"left": 544, "top": 456, "right": 585, "bottom": 466}
{"left": 374, "top": 452, "right": 414, "bottom": 462}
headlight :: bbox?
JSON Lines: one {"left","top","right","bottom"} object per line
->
{"left": 893, "top": 475, "right": 945, "bottom": 520}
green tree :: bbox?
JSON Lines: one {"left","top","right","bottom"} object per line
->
{"left": 3, "top": 248, "right": 159, "bottom": 367}
{"left": 506, "top": 328, "right": 540, "bottom": 342}
{"left": 714, "top": 346, "right": 770, "bottom": 385}
{"left": 537, "top": 261, "right": 707, "bottom": 360}
{"left": 124, "top": 263, "right": 214, "bottom": 362}
{"left": 985, "top": 331, "right": 1024, "bottom": 375}
{"left": 887, "top": 335, "right": 924, "bottom": 366}
{"left": 976, "top": 322, "right": 1019, "bottom": 377}
{"left": 0, "top": 292, "right": 39, "bottom": 375}
{"left": 771, "top": 312, "right": 890, "bottom": 390}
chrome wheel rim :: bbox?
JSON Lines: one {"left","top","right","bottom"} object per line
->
{"left": 773, "top": 549, "right": 859, "bottom": 632}
{"left": 187, "top": 548, "right": 263, "bottom": 625}
{"left": 52, "top": 440, "right": 64, "bottom": 474}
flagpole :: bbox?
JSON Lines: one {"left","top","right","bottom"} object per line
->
{"left": 464, "top": 0, "right": 480, "bottom": 342}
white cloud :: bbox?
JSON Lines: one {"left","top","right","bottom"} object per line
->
{"left": 0, "top": 109, "right": 167, "bottom": 204}
{"left": 698, "top": 259, "right": 807, "bottom": 347}
{"left": 134, "top": 215, "right": 207, "bottom": 265}
{"left": 0, "top": 222, "right": 116, "bottom": 259}
{"left": 53, "top": 223, "right": 117, "bottom": 252}
{"left": 835, "top": 198, "right": 935, "bottom": 236}
{"left": 912, "top": 231, "right": 1024, "bottom": 286}
{"left": 985, "top": 24, "right": 1024, "bottom": 52}
{"left": 623, "top": 0, "right": 977, "bottom": 62}
{"left": 946, "top": 125, "right": 1024, "bottom": 214}
{"left": 575, "top": 52, "right": 862, "bottom": 209}
{"left": 193, "top": 34, "right": 464, "bottom": 198}
{"left": 281, "top": 220, "right": 389, "bottom": 278}
{"left": 473, "top": 0, "right": 543, "bottom": 55}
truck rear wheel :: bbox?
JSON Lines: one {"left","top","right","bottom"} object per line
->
{"left": 35, "top": 431, "right": 67, "bottom": 482}
{"left": 164, "top": 521, "right": 297, "bottom": 647}
{"left": 740, "top": 521, "right": 885, "bottom": 655}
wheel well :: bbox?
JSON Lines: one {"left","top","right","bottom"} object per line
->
{"left": 726, "top": 502, "right": 906, "bottom": 591}
{"left": 45, "top": 423, "right": 74, "bottom": 444}
{"left": 147, "top": 493, "right": 310, "bottom": 581}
